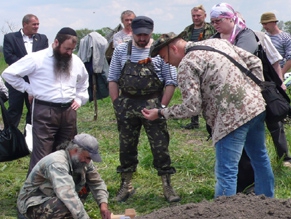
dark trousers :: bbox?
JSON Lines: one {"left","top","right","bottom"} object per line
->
{"left": 266, "top": 120, "right": 290, "bottom": 160}
{"left": 114, "top": 96, "right": 176, "bottom": 176}
{"left": 5, "top": 79, "right": 31, "bottom": 127}
{"left": 28, "top": 102, "right": 77, "bottom": 174}
{"left": 190, "top": 115, "right": 199, "bottom": 125}
{"left": 237, "top": 120, "right": 289, "bottom": 192}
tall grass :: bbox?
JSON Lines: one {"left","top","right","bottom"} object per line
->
{"left": 0, "top": 52, "right": 7, "bottom": 73}
{"left": 0, "top": 54, "right": 291, "bottom": 218}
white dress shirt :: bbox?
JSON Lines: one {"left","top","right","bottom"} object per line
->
{"left": 2, "top": 45, "right": 89, "bottom": 106}
{"left": 21, "top": 29, "right": 33, "bottom": 54}
{"left": 255, "top": 31, "right": 283, "bottom": 65}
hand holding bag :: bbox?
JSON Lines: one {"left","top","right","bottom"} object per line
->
{"left": 0, "top": 98, "right": 30, "bottom": 162}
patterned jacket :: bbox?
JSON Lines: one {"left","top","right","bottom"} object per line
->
{"left": 163, "top": 39, "right": 266, "bottom": 144}
{"left": 183, "top": 22, "right": 216, "bottom": 42}
{"left": 17, "top": 149, "right": 109, "bottom": 219}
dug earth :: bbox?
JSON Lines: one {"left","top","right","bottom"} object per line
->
{"left": 135, "top": 193, "right": 291, "bottom": 219}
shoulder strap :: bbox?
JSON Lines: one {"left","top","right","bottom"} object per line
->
{"left": 186, "top": 45, "right": 262, "bottom": 86}
{"left": 127, "top": 40, "right": 132, "bottom": 57}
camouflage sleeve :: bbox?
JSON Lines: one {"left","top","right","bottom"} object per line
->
{"left": 163, "top": 57, "right": 202, "bottom": 119}
{"left": 86, "top": 162, "right": 109, "bottom": 205}
{"left": 48, "top": 163, "right": 90, "bottom": 219}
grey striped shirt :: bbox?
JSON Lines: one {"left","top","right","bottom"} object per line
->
{"left": 108, "top": 41, "right": 178, "bottom": 86}
{"left": 267, "top": 31, "right": 291, "bottom": 67}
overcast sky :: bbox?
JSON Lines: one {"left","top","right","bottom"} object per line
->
{"left": 1, "top": 0, "right": 291, "bottom": 46}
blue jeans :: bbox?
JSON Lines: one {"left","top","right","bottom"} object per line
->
{"left": 215, "top": 112, "right": 274, "bottom": 198}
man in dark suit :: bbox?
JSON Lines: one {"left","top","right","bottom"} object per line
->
{"left": 3, "top": 14, "right": 48, "bottom": 127}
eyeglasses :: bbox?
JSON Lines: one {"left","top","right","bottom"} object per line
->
{"left": 211, "top": 18, "right": 225, "bottom": 25}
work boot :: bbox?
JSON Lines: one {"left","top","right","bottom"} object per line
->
{"left": 161, "top": 174, "right": 181, "bottom": 203}
{"left": 114, "top": 172, "right": 135, "bottom": 202}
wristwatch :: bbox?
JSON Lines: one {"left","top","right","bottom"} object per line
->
{"left": 158, "top": 109, "right": 165, "bottom": 119}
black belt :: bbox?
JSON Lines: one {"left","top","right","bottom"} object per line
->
{"left": 35, "top": 99, "right": 73, "bottom": 108}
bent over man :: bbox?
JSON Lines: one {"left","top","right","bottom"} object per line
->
{"left": 142, "top": 33, "right": 274, "bottom": 198}
{"left": 17, "top": 133, "right": 111, "bottom": 219}
{"left": 108, "top": 16, "right": 180, "bottom": 203}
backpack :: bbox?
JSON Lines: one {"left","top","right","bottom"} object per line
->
{"left": 253, "top": 32, "right": 283, "bottom": 86}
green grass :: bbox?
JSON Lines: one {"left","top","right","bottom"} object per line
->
{"left": 0, "top": 54, "right": 291, "bottom": 218}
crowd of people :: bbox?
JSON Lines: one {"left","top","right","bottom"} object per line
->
{"left": 1, "top": 2, "right": 291, "bottom": 219}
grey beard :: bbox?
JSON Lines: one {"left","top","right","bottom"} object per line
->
{"left": 71, "top": 154, "right": 87, "bottom": 172}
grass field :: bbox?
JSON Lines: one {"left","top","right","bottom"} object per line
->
{"left": 0, "top": 53, "right": 291, "bottom": 219}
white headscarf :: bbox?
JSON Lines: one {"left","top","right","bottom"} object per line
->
{"left": 210, "top": 3, "right": 246, "bottom": 44}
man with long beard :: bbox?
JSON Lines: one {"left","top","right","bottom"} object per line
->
{"left": 17, "top": 133, "right": 111, "bottom": 219}
{"left": 2, "top": 27, "right": 89, "bottom": 175}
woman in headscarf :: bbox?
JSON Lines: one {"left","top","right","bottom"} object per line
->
{"left": 210, "top": 3, "right": 260, "bottom": 195}
{"left": 210, "top": 2, "right": 258, "bottom": 54}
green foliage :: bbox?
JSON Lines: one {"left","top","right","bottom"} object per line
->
{"left": 97, "top": 27, "right": 114, "bottom": 38}
{"left": 284, "top": 21, "right": 291, "bottom": 34}
{"left": 277, "top": 20, "right": 285, "bottom": 30}
{"left": 152, "top": 33, "right": 162, "bottom": 41}
{"left": 0, "top": 52, "right": 8, "bottom": 72}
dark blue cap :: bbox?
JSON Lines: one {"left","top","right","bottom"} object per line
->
{"left": 131, "top": 16, "right": 154, "bottom": 35}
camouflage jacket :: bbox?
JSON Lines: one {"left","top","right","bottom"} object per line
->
{"left": 17, "top": 150, "right": 109, "bottom": 218}
{"left": 183, "top": 22, "right": 216, "bottom": 42}
{"left": 163, "top": 39, "right": 266, "bottom": 144}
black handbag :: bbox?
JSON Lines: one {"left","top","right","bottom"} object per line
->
{"left": 186, "top": 45, "right": 291, "bottom": 123}
{"left": 0, "top": 98, "right": 30, "bottom": 162}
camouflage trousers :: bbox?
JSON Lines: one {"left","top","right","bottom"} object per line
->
{"left": 25, "top": 197, "right": 73, "bottom": 219}
{"left": 113, "top": 96, "right": 176, "bottom": 176}
{"left": 24, "top": 185, "right": 89, "bottom": 219}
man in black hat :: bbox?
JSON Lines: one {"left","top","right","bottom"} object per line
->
{"left": 17, "top": 133, "right": 111, "bottom": 219}
{"left": 2, "top": 27, "right": 89, "bottom": 175}
{"left": 108, "top": 16, "right": 180, "bottom": 203}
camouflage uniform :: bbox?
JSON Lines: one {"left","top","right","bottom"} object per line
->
{"left": 17, "top": 149, "right": 109, "bottom": 219}
{"left": 111, "top": 41, "right": 177, "bottom": 176}
{"left": 183, "top": 22, "right": 216, "bottom": 42}
{"left": 162, "top": 39, "right": 266, "bottom": 145}
{"left": 182, "top": 22, "right": 216, "bottom": 129}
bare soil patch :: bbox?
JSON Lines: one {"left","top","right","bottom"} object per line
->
{"left": 136, "top": 193, "right": 291, "bottom": 219}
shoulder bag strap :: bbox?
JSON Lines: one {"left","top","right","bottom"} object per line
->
{"left": 186, "top": 45, "right": 262, "bottom": 86}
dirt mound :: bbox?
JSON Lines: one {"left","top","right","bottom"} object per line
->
{"left": 136, "top": 193, "right": 291, "bottom": 219}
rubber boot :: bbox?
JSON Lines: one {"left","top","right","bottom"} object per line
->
{"left": 161, "top": 174, "right": 181, "bottom": 202}
{"left": 114, "top": 172, "right": 135, "bottom": 202}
